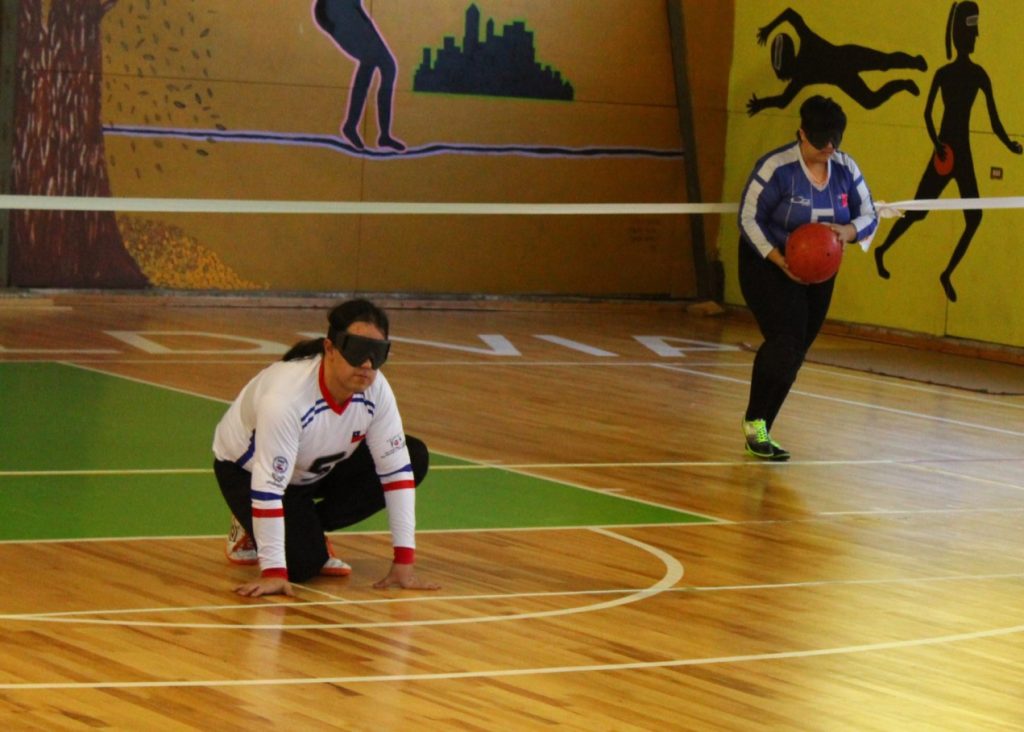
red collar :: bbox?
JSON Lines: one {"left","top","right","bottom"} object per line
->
{"left": 318, "top": 359, "right": 351, "bottom": 414}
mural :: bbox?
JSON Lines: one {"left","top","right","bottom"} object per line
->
{"left": 10, "top": 0, "right": 147, "bottom": 288}
{"left": 312, "top": 0, "right": 406, "bottom": 152}
{"left": 7, "top": 0, "right": 689, "bottom": 294}
{"left": 722, "top": 1, "right": 1024, "bottom": 348}
{"left": 414, "top": 4, "right": 574, "bottom": 101}
{"left": 746, "top": 7, "right": 927, "bottom": 116}
{"left": 873, "top": 1, "right": 1022, "bottom": 302}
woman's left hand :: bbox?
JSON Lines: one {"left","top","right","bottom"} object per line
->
{"left": 373, "top": 562, "right": 441, "bottom": 590}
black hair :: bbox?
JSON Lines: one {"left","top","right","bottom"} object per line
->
{"left": 282, "top": 298, "right": 390, "bottom": 361}
{"left": 799, "top": 95, "right": 846, "bottom": 137}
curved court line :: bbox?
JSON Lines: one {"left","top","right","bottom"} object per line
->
{"left": 0, "top": 528, "right": 682, "bottom": 631}
{"left": 2, "top": 622, "right": 1022, "bottom": 691}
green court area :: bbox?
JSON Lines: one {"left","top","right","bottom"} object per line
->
{"left": 0, "top": 362, "right": 712, "bottom": 541}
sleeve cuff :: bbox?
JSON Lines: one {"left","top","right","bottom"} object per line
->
{"left": 393, "top": 546, "right": 415, "bottom": 565}
{"left": 261, "top": 567, "right": 289, "bottom": 580}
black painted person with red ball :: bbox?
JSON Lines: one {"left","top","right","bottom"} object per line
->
{"left": 737, "top": 95, "right": 879, "bottom": 460}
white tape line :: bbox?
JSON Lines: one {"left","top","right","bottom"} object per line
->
{"left": 2, "top": 194, "right": 1022, "bottom": 217}
{"left": 876, "top": 197, "right": 1024, "bottom": 218}
{"left": 0, "top": 195, "right": 737, "bottom": 215}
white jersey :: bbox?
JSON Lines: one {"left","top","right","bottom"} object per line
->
{"left": 213, "top": 356, "right": 415, "bottom": 575}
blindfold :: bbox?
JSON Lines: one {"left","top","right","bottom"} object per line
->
{"left": 333, "top": 333, "right": 391, "bottom": 369}
{"left": 804, "top": 127, "right": 844, "bottom": 150}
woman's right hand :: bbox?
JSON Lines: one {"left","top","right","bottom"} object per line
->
{"left": 768, "top": 248, "right": 806, "bottom": 284}
{"left": 235, "top": 576, "right": 295, "bottom": 597}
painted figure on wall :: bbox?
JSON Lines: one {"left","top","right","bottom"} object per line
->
{"left": 312, "top": 0, "right": 405, "bottom": 151}
{"left": 873, "top": 1, "right": 1022, "bottom": 302}
{"left": 747, "top": 7, "right": 927, "bottom": 116}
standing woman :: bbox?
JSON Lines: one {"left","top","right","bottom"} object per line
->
{"left": 214, "top": 299, "right": 438, "bottom": 597}
{"left": 738, "top": 95, "right": 878, "bottom": 460}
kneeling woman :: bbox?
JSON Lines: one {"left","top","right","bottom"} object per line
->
{"left": 213, "top": 299, "right": 439, "bottom": 597}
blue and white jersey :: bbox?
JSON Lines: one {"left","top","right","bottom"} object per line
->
{"left": 213, "top": 356, "right": 415, "bottom": 576}
{"left": 738, "top": 141, "right": 878, "bottom": 258}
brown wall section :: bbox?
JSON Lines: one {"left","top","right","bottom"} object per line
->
{"left": 8, "top": 0, "right": 737, "bottom": 298}
{"left": 681, "top": 0, "right": 735, "bottom": 264}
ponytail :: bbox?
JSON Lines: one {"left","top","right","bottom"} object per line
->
{"left": 283, "top": 337, "right": 327, "bottom": 362}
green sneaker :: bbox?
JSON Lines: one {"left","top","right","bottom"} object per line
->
{"left": 742, "top": 419, "right": 774, "bottom": 459}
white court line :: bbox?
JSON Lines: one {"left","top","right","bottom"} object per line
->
{"left": 5, "top": 569, "right": 1020, "bottom": 621}
{"left": 1, "top": 570, "right": 1021, "bottom": 690}
{"left": 5, "top": 624, "right": 1023, "bottom": 691}
{"left": 798, "top": 363, "right": 1024, "bottom": 407}
{"left": 31, "top": 362, "right": 719, "bottom": 521}
{"left": 903, "top": 462, "right": 1024, "bottom": 492}
{"left": 9, "top": 356, "right": 1018, "bottom": 409}
{"left": 654, "top": 363, "right": 1024, "bottom": 437}
{"left": 819, "top": 506, "right": 1024, "bottom": 516}
{"left": 5, "top": 505, "right": 1024, "bottom": 547}
{"left": 3, "top": 455, "right": 1022, "bottom": 479}
{"left": 64, "top": 360, "right": 233, "bottom": 405}
{"left": 0, "top": 527, "right": 682, "bottom": 630}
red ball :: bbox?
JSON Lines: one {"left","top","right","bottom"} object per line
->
{"left": 785, "top": 223, "right": 843, "bottom": 283}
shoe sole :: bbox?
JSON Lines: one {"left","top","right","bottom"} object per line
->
{"left": 320, "top": 565, "right": 352, "bottom": 577}
{"left": 744, "top": 442, "right": 791, "bottom": 461}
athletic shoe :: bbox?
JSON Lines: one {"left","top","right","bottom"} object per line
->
{"left": 742, "top": 418, "right": 774, "bottom": 459}
{"left": 226, "top": 515, "right": 258, "bottom": 565}
{"left": 321, "top": 536, "right": 352, "bottom": 577}
{"left": 769, "top": 438, "right": 791, "bottom": 462}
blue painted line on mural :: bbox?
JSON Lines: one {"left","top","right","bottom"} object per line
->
{"left": 102, "top": 125, "right": 685, "bottom": 160}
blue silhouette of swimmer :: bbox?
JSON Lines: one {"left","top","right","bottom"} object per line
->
{"left": 313, "top": 0, "right": 405, "bottom": 151}
{"left": 748, "top": 8, "right": 927, "bottom": 116}
{"left": 873, "top": 1, "right": 1022, "bottom": 302}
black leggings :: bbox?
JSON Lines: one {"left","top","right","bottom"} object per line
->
{"left": 739, "top": 239, "right": 835, "bottom": 431}
{"left": 215, "top": 436, "right": 429, "bottom": 582}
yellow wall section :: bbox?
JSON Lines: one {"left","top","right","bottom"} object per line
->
{"left": 719, "top": 1, "right": 1024, "bottom": 348}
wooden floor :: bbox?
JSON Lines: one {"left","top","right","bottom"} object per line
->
{"left": 2, "top": 293, "right": 1023, "bottom": 731}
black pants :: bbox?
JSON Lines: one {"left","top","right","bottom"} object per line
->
{"left": 215, "top": 436, "right": 429, "bottom": 582}
{"left": 739, "top": 239, "right": 835, "bottom": 431}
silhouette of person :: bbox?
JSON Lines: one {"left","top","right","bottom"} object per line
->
{"left": 313, "top": 0, "right": 405, "bottom": 151}
{"left": 873, "top": 1, "right": 1022, "bottom": 302}
{"left": 747, "top": 7, "right": 927, "bottom": 116}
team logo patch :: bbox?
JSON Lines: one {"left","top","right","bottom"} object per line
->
{"left": 389, "top": 435, "right": 405, "bottom": 449}
{"left": 272, "top": 456, "right": 289, "bottom": 473}
{"left": 840, "top": 193, "right": 849, "bottom": 208}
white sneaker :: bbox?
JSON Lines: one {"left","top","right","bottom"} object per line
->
{"left": 225, "top": 516, "right": 258, "bottom": 565}
{"left": 321, "top": 537, "right": 352, "bottom": 576}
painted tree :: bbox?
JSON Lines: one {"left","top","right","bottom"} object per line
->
{"left": 10, "top": 0, "right": 147, "bottom": 287}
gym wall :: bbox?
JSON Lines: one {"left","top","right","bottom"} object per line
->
{"left": 7, "top": 0, "right": 731, "bottom": 298}
{"left": 719, "top": 0, "right": 1024, "bottom": 348}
